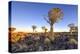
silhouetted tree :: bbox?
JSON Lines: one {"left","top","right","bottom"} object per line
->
{"left": 68, "top": 23, "right": 75, "bottom": 35}
{"left": 42, "top": 26, "right": 48, "bottom": 33}
{"left": 32, "top": 25, "right": 37, "bottom": 32}
{"left": 9, "top": 27, "right": 16, "bottom": 32}
{"left": 45, "top": 28, "right": 48, "bottom": 33}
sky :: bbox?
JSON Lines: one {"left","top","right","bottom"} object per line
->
{"left": 9, "top": 1, "right": 78, "bottom": 32}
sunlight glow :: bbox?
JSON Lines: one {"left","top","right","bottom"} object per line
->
{"left": 14, "top": 27, "right": 69, "bottom": 32}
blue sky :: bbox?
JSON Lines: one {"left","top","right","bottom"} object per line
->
{"left": 10, "top": 1, "right": 78, "bottom": 32}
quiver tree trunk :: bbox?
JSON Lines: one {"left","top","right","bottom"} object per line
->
{"left": 50, "top": 24, "right": 53, "bottom": 36}
{"left": 49, "top": 24, "right": 55, "bottom": 41}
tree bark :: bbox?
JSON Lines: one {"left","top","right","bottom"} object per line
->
{"left": 49, "top": 24, "right": 55, "bottom": 41}
{"left": 50, "top": 24, "right": 53, "bottom": 36}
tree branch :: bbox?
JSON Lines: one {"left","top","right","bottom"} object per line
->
{"left": 44, "top": 16, "right": 50, "bottom": 24}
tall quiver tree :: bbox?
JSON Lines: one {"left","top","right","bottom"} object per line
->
{"left": 32, "top": 25, "right": 37, "bottom": 32}
{"left": 44, "top": 8, "right": 63, "bottom": 39}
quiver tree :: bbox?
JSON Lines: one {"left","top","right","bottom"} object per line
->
{"left": 32, "top": 25, "right": 37, "bottom": 32}
{"left": 9, "top": 27, "right": 16, "bottom": 34}
{"left": 44, "top": 8, "right": 63, "bottom": 38}
{"left": 42, "top": 26, "right": 48, "bottom": 33}
{"left": 68, "top": 23, "right": 76, "bottom": 35}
